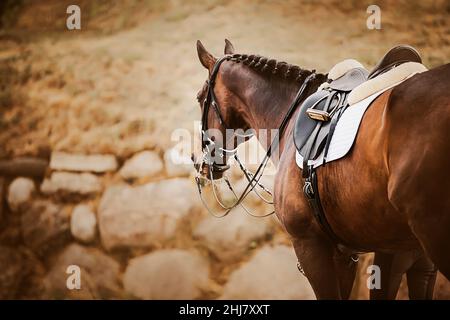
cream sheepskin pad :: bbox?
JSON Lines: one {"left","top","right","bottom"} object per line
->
{"left": 348, "top": 62, "right": 427, "bottom": 105}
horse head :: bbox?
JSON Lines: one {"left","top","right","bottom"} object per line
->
{"left": 193, "top": 39, "right": 253, "bottom": 180}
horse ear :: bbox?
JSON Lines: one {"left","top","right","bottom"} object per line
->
{"left": 224, "top": 39, "right": 235, "bottom": 54}
{"left": 197, "top": 40, "right": 216, "bottom": 70}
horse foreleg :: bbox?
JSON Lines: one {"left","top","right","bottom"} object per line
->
{"left": 333, "top": 250, "right": 358, "bottom": 299}
{"left": 292, "top": 235, "right": 355, "bottom": 299}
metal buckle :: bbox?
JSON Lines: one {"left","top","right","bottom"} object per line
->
{"left": 303, "top": 181, "right": 314, "bottom": 199}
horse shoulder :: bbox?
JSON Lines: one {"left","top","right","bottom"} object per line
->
{"left": 274, "top": 139, "right": 317, "bottom": 237}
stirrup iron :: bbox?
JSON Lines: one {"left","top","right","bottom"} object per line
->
{"left": 306, "top": 108, "right": 331, "bottom": 121}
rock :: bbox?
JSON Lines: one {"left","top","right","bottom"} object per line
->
{"left": 0, "top": 157, "right": 48, "bottom": 179}
{"left": 0, "top": 245, "right": 26, "bottom": 299}
{"left": 13, "top": 248, "right": 47, "bottom": 299}
{"left": 0, "top": 246, "right": 46, "bottom": 299}
{"left": 98, "top": 178, "right": 201, "bottom": 250}
{"left": 123, "top": 249, "right": 209, "bottom": 299}
{"left": 164, "top": 148, "right": 193, "bottom": 177}
{"left": 44, "top": 244, "right": 122, "bottom": 299}
{"left": 193, "top": 207, "right": 272, "bottom": 261}
{"left": 7, "top": 177, "right": 35, "bottom": 212}
{"left": 50, "top": 152, "right": 117, "bottom": 173}
{"left": 21, "top": 200, "right": 70, "bottom": 255}
{"left": 119, "top": 151, "right": 163, "bottom": 179}
{"left": 70, "top": 204, "right": 97, "bottom": 243}
{"left": 41, "top": 172, "right": 101, "bottom": 195}
{"left": 220, "top": 245, "right": 315, "bottom": 299}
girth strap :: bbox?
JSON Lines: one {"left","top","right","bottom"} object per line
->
{"left": 303, "top": 166, "right": 364, "bottom": 256}
{"left": 300, "top": 89, "right": 365, "bottom": 256}
{"left": 303, "top": 169, "right": 342, "bottom": 244}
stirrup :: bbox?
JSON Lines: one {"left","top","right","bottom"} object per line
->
{"left": 306, "top": 108, "right": 331, "bottom": 121}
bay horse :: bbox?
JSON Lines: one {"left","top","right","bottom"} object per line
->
{"left": 193, "top": 39, "right": 450, "bottom": 299}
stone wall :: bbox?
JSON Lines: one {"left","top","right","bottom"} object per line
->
{"left": 1, "top": 149, "right": 316, "bottom": 299}
{"left": 2, "top": 149, "right": 449, "bottom": 299}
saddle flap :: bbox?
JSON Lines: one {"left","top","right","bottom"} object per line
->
{"left": 294, "top": 89, "right": 342, "bottom": 160}
{"left": 293, "top": 90, "right": 330, "bottom": 152}
{"left": 300, "top": 125, "right": 330, "bottom": 160}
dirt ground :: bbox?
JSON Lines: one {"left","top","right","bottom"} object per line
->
{"left": 1, "top": 0, "right": 449, "bottom": 159}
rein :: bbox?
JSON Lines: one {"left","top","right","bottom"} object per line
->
{"left": 195, "top": 54, "right": 316, "bottom": 218}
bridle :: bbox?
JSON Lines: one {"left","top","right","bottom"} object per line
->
{"left": 199, "top": 55, "right": 232, "bottom": 175}
{"left": 195, "top": 54, "right": 317, "bottom": 218}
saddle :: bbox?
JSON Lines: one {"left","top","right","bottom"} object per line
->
{"left": 294, "top": 63, "right": 368, "bottom": 164}
{"left": 293, "top": 45, "right": 423, "bottom": 253}
{"left": 294, "top": 45, "right": 422, "bottom": 167}
{"left": 368, "top": 44, "right": 422, "bottom": 79}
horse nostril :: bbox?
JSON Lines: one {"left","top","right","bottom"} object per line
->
{"left": 191, "top": 153, "right": 195, "bottom": 162}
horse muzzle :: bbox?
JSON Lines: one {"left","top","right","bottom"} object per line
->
{"left": 192, "top": 153, "right": 230, "bottom": 180}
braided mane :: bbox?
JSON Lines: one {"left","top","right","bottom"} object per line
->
{"left": 227, "top": 53, "right": 323, "bottom": 83}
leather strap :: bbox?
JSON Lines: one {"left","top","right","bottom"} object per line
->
{"left": 323, "top": 94, "right": 349, "bottom": 162}
{"left": 302, "top": 122, "right": 323, "bottom": 178}
{"left": 301, "top": 87, "right": 365, "bottom": 255}
{"left": 199, "top": 55, "right": 317, "bottom": 217}
{"left": 304, "top": 170, "right": 343, "bottom": 244}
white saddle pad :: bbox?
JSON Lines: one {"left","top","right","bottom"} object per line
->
{"left": 295, "top": 87, "right": 387, "bottom": 169}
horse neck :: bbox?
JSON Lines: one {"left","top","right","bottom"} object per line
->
{"left": 226, "top": 66, "right": 323, "bottom": 156}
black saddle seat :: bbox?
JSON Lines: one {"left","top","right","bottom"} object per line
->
{"left": 368, "top": 45, "right": 422, "bottom": 79}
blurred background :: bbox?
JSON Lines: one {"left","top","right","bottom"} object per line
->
{"left": 0, "top": 0, "right": 449, "bottom": 299}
